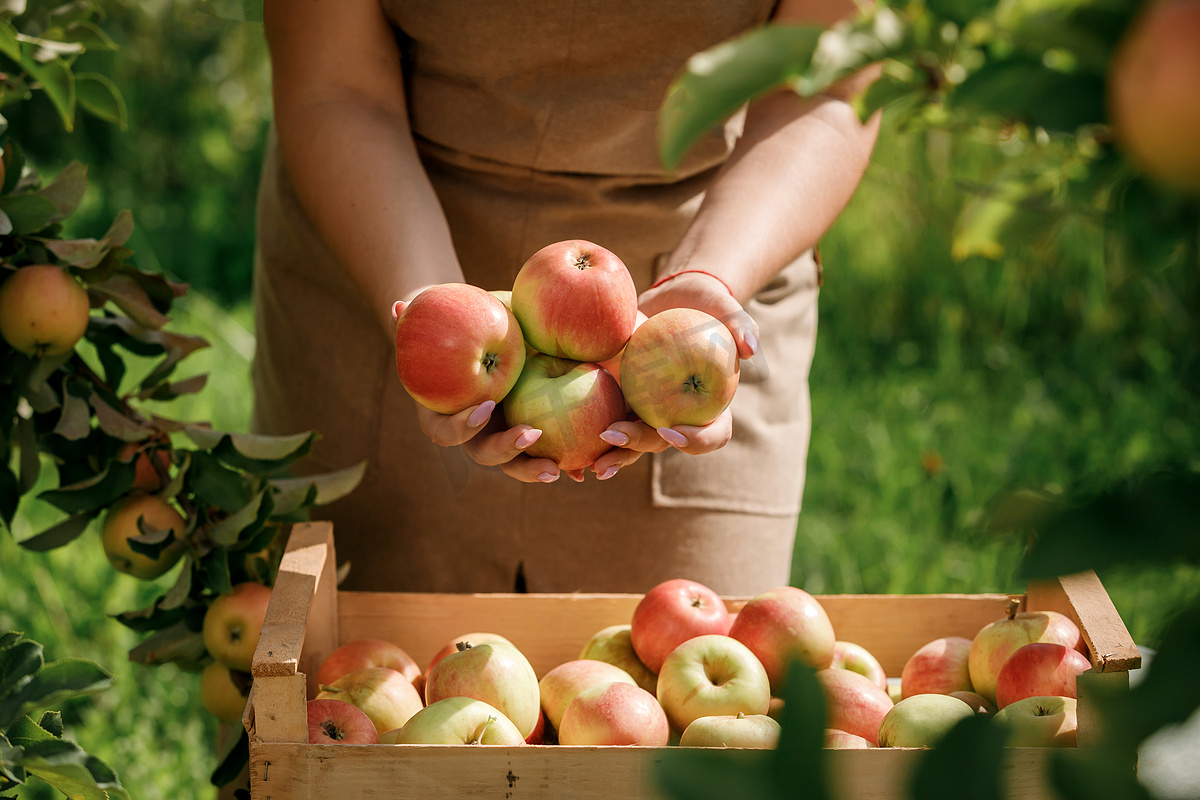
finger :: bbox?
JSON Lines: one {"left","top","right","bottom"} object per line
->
{"left": 417, "top": 400, "right": 495, "bottom": 447}
{"left": 719, "top": 306, "right": 761, "bottom": 360}
{"left": 500, "top": 454, "right": 562, "bottom": 484}
{"left": 599, "top": 420, "right": 670, "bottom": 455}
{"left": 463, "top": 425, "right": 543, "bottom": 467}
{"left": 565, "top": 468, "right": 586, "bottom": 483}
{"left": 590, "top": 446, "right": 647, "bottom": 481}
{"left": 656, "top": 408, "right": 733, "bottom": 456}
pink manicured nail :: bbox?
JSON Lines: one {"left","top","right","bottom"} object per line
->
{"left": 391, "top": 300, "right": 405, "bottom": 322}
{"left": 468, "top": 400, "right": 495, "bottom": 427}
{"left": 537, "top": 472, "right": 559, "bottom": 483}
{"left": 600, "top": 430, "right": 630, "bottom": 447}
{"left": 515, "top": 429, "right": 542, "bottom": 449}
{"left": 744, "top": 331, "right": 759, "bottom": 356}
{"left": 598, "top": 465, "right": 619, "bottom": 480}
{"left": 657, "top": 427, "right": 688, "bottom": 448}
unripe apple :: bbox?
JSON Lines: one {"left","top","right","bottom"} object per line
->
{"left": 993, "top": 696, "right": 1078, "bottom": 747}
{"left": 0, "top": 264, "right": 91, "bottom": 356}
{"left": 579, "top": 624, "right": 659, "bottom": 694}
{"left": 679, "top": 712, "right": 781, "bottom": 749}
{"left": 202, "top": 582, "right": 272, "bottom": 672}
{"left": 393, "top": 697, "right": 526, "bottom": 745}
{"left": 100, "top": 493, "right": 187, "bottom": 580}
{"left": 877, "top": 694, "right": 975, "bottom": 748}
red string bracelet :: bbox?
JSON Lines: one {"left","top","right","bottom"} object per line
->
{"left": 649, "top": 269, "right": 736, "bottom": 298}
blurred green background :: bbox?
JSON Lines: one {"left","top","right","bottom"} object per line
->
{"left": 2, "top": 3, "right": 1198, "bottom": 798}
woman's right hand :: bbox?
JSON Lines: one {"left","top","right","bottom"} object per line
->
{"left": 413, "top": 401, "right": 569, "bottom": 484}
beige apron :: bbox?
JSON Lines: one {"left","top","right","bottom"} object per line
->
{"left": 251, "top": 0, "right": 820, "bottom": 596}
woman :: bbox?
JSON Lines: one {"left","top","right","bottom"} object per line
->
{"left": 252, "top": 0, "right": 880, "bottom": 595}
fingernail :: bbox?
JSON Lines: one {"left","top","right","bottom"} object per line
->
{"left": 598, "top": 465, "right": 619, "bottom": 481}
{"left": 515, "top": 429, "right": 542, "bottom": 449}
{"left": 745, "top": 331, "right": 759, "bottom": 356}
{"left": 569, "top": 472, "right": 585, "bottom": 483}
{"left": 537, "top": 472, "right": 559, "bottom": 483}
{"left": 657, "top": 427, "right": 688, "bottom": 448}
{"left": 468, "top": 400, "right": 495, "bottom": 427}
{"left": 600, "top": 430, "right": 630, "bottom": 447}
{"left": 391, "top": 300, "right": 405, "bottom": 322}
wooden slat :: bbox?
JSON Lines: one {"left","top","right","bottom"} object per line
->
{"left": 253, "top": 674, "right": 308, "bottom": 744}
{"left": 1057, "top": 572, "right": 1141, "bottom": 673}
{"left": 252, "top": 522, "right": 336, "bottom": 679}
{"left": 336, "top": 591, "right": 1020, "bottom": 678}
{"left": 826, "top": 747, "right": 1057, "bottom": 800}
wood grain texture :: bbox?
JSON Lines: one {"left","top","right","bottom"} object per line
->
{"left": 252, "top": 522, "right": 335, "bottom": 679}
{"left": 253, "top": 674, "right": 307, "bottom": 744}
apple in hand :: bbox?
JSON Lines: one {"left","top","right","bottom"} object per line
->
{"left": 307, "top": 698, "right": 379, "bottom": 745}
{"left": 968, "top": 600, "right": 1083, "bottom": 704}
{"left": 877, "top": 694, "right": 975, "bottom": 748}
{"left": 202, "top": 582, "right": 272, "bottom": 672}
{"left": 425, "top": 640, "right": 541, "bottom": 739}
{"left": 199, "top": 661, "right": 249, "bottom": 724}
{"left": 101, "top": 493, "right": 188, "bottom": 581}
{"left": 393, "top": 697, "right": 526, "bottom": 745}
{"left": 511, "top": 240, "right": 638, "bottom": 363}
{"left": 538, "top": 659, "right": 636, "bottom": 733}
{"left": 993, "top": 696, "right": 1078, "bottom": 747}
{"left": 631, "top": 578, "right": 732, "bottom": 674}
{"left": 394, "top": 283, "right": 526, "bottom": 415}
{"left": 502, "top": 354, "right": 626, "bottom": 471}
{"left": 619, "top": 307, "right": 740, "bottom": 429}
{"left": 579, "top": 624, "right": 658, "bottom": 694}
{"left": 656, "top": 634, "right": 771, "bottom": 732}
{"left": 900, "top": 637, "right": 974, "bottom": 699}
{"left": 679, "top": 713, "right": 781, "bottom": 749}
{"left": 558, "top": 681, "right": 669, "bottom": 746}
{"left": 825, "top": 728, "right": 873, "bottom": 749}
{"left": 728, "top": 586, "right": 836, "bottom": 693}
{"left": 0, "top": 264, "right": 91, "bottom": 356}
{"left": 818, "top": 668, "right": 895, "bottom": 746}
{"left": 831, "top": 641, "right": 888, "bottom": 692}
{"left": 995, "top": 643, "right": 1092, "bottom": 709}
{"left": 317, "top": 639, "right": 422, "bottom": 688}
{"left": 317, "top": 666, "right": 424, "bottom": 735}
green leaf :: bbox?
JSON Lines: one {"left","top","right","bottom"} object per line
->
{"left": 769, "top": 660, "right": 831, "bottom": 798}
{"left": 188, "top": 451, "right": 252, "bottom": 513}
{"left": 0, "top": 634, "right": 21, "bottom": 650}
{"left": 269, "top": 462, "right": 366, "bottom": 516}
{"left": 0, "top": 640, "right": 43, "bottom": 716}
{"left": 159, "top": 557, "right": 194, "bottom": 611}
{"left": 37, "top": 461, "right": 134, "bottom": 516}
{"left": 36, "top": 160, "right": 87, "bottom": 220}
{"left": 7, "top": 659, "right": 111, "bottom": 716}
{"left": 125, "top": 513, "right": 181, "bottom": 560}
{"left": 14, "top": 416, "right": 38, "bottom": 495}
{"left": 929, "top": 0, "right": 999, "bottom": 25}
{"left": 196, "top": 0, "right": 263, "bottom": 23}
{"left": 909, "top": 714, "right": 1007, "bottom": 800}
{"left": 0, "top": 194, "right": 60, "bottom": 235}
{"left": 198, "top": 548, "right": 233, "bottom": 596}
{"left": 1048, "top": 746, "right": 1147, "bottom": 800}
{"left": 42, "top": 237, "right": 110, "bottom": 269}
{"left": 7, "top": 713, "right": 58, "bottom": 747}
{"left": 186, "top": 427, "right": 317, "bottom": 475}
{"left": 793, "top": 8, "right": 909, "bottom": 97}
{"left": 0, "top": 466, "right": 17, "bottom": 529}
{"left": 948, "top": 60, "right": 1106, "bottom": 132}
{"left": 128, "top": 621, "right": 207, "bottom": 667}
{"left": 103, "top": 210, "right": 134, "bottom": 248}
{"left": 136, "top": 373, "right": 208, "bottom": 402}
{"left": 61, "top": 21, "right": 116, "bottom": 51}
{"left": 36, "top": 711, "right": 62, "bottom": 740}
{"left": 21, "top": 739, "right": 128, "bottom": 800}
{"left": 659, "top": 24, "right": 825, "bottom": 170}
{"left": 210, "top": 725, "right": 249, "bottom": 789}
{"left": 88, "top": 391, "right": 155, "bottom": 442}
{"left": 656, "top": 748, "right": 779, "bottom": 800}
{"left": 0, "top": 19, "right": 19, "bottom": 60}
{"left": 19, "top": 53, "right": 74, "bottom": 131}
{"left": 210, "top": 488, "right": 272, "bottom": 547}
{"left": 74, "top": 72, "right": 126, "bottom": 129}
{"left": 89, "top": 273, "right": 170, "bottom": 329}
{"left": 51, "top": 382, "right": 90, "bottom": 441}
{"left": 17, "top": 511, "right": 97, "bottom": 552}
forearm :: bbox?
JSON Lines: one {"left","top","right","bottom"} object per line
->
{"left": 660, "top": 91, "right": 881, "bottom": 303}
{"left": 274, "top": 96, "right": 463, "bottom": 334}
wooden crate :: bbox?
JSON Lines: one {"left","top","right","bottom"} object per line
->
{"left": 244, "top": 522, "right": 1141, "bottom": 800}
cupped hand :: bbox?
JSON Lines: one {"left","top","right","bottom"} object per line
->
{"left": 637, "top": 271, "right": 759, "bottom": 359}
{"left": 588, "top": 405, "right": 734, "bottom": 481}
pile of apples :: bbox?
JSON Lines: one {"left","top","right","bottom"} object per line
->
{"left": 306, "top": 581, "right": 1094, "bottom": 751}
{"left": 394, "top": 240, "right": 741, "bottom": 471}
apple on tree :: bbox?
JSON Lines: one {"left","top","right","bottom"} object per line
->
{"left": 619, "top": 307, "right": 740, "bottom": 429}
{"left": 968, "top": 599, "right": 1083, "bottom": 705}
{"left": 656, "top": 634, "right": 771, "bottom": 733}
{"left": 994, "top": 642, "right": 1092, "bottom": 710}
{"left": 307, "top": 698, "right": 379, "bottom": 745}
{"left": 510, "top": 240, "right": 638, "bottom": 363}
{"left": 630, "top": 578, "right": 732, "bottom": 674}
{"left": 394, "top": 283, "right": 527, "bottom": 415}
{"left": 316, "top": 666, "right": 424, "bottom": 735}
{"left": 424, "top": 639, "right": 541, "bottom": 739}
{"left": 199, "top": 661, "right": 249, "bottom": 724}
{"left": 728, "top": 586, "right": 836, "bottom": 693}
{"left": 202, "top": 581, "right": 272, "bottom": 673}
{"left": 392, "top": 697, "right": 526, "bottom": 745}
{"left": 679, "top": 713, "right": 781, "bottom": 749}
{"left": 557, "top": 681, "right": 669, "bottom": 746}
{"left": 100, "top": 493, "right": 188, "bottom": 581}
{"left": 579, "top": 624, "right": 658, "bottom": 694}
{"left": 0, "top": 264, "right": 91, "bottom": 357}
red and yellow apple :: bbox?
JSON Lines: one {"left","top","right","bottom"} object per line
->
{"left": 679, "top": 713, "right": 781, "bottom": 749}
{"left": 202, "top": 582, "right": 272, "bottom": 672}
{"left": 968, "top": 601, "right": 1083, "bottom": 705}
{"left": 118, "top": 441, "right": 172, "bottom": 492}
{"left": 728, "top": 586, "right": 836, "bottom": 693}
{"left": 630, "top": 578, "right": 732, "bottom": 674}
{"left": 900, "top": 636, "right": 974, "bottom": 699}
{"left": 307, "top": 698, "right": 379, "bottom": 745}
{"left": 558, "top": 681, "right": 669, "bottom": 746}
{"left": 100, "top": 493, "right": 187, "bottom": 580}
{"left": 995, "top": 642, "right": 1092, "bottom": 710}
{"left": 317, "top": 638, "right": 422, "bottom": 688}
{"left": 538, "top": 659, "right": 636, "bottom": 733}
{"left": 502, "top": 354, "right": 626, "bottom": 471}
{"left": 510, "top": 239, "right": 638, "bottom": 363}
{"left": 825, "top": 728, "right": 873, "bottom": 749}
{"left": 831, "top": 641, "right": 888, "bottom": 693}
{"left": 993, "top": 696, "right": 1078, "bottom": 747}
{"left": 579, "top": 623, "right": 658, "bottom": 694}
{"left": 619, "top": 307, "right": 740, "bottom": 429}
{"left": 656, "top": 634, "right": 771, "bottom": 733}
{"left": 0, "top": 264, "right": 91, "bottom": 356}
{"left": 316, "top": 666, "right": 424, "bottom": 735}
{"left": 424, "top": 639, "right": 541, "bottom": 739}
{"left": 818, "top": 667, "right": 895, "bottom": 746}
{"left": 394, "top": 283, "right": 526, "bottom": 415}
{"left": 948, "top": 690, "right": 996, "bottom": 715}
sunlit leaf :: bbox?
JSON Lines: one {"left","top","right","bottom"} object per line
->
{"left": 103, "top": 209, "right": 134, "bottom": 247}
{"left": 0, "top": 19, "right": 19, "bottom": 60}
{"left": 269, "top": 462, "right": 366, "bottom": 515}
{"left": 20, "top": 739, "right": 128, "bottom": 800}
{"left": 909, "top": 714, "right": 1007, "bottom": 800}
{"left": 0, "top": 658, "right": 110, "bottom": 723}
{"left": 17, "top": 511, "right": 96, "bottom": 552}
{"left": 795, "top": 8, "right": 909, "bottom": 97}
{"left": 186, "top": 427, "right": 317, "bottom": 474}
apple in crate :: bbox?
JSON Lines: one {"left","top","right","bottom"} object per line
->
{"left": 968, "top": 601, "right": 1083, "bottom": 704}
{"left": 877, "top": 694, "right": 975, "bottom": 748}
{"left": 202, "top": 582, "right": 272, "bottom": 673}
{"left": 995, "top": 642, "right": 1092, "bottom": 709}
{"left": 539, "top": 659, "right": 636, "bottom": 733}
{"left": 900, "top": 636, "right": 974, "bottom": 699}
{"left": 317, "top": 639, "right": 422, "bottom": 687}
{"left": 307, "top": 698, "right": 379, "bottom": 745}
{"left": 558, "top": 682, "right": 669, "bottom": 746}
{"left": 631, "top": 578, "right": 732, "bottom": 674}
{"left": 503, "top": 354, "right": 626, "bottom": 471}
{"left": 728, "top": 586, "right": 836, "bottom": 693}
{"left": 679, "top": 713, "right": 781, "bottom": 749}
{"left": 818, "top": 668, "right": 894, "bottom": 746}
{"left": 511, "top": 239, "right": 638, "bottom": 363}
{"left": 949, "top": 690, "right": 996, "bottom": 715}
{"left": 831, "top": 641, "right": 888, "bottom": 692}
{"left": 393, "top": 697, "right": 526, "bottom": 745}
{"left": 656, "top": 634, "right": 771, "bottom": 732}
{"left": 579, "top": 624, "right": 658, "bottom": 694}
{"left": 619, "top": 307, "right": 740, "bottom": 429}
{"left": 425, "top": 639, "right": 541, "bottom": 739}
{"left": 993, "top": 696, "right": 1078, "bottom": 747}
{"left": 316, "top": 666, "right": 424, "bottom": 735}
{"left": 825, "top": 729, "right": 873, "bottom": 749}
{"left": 394, "top": 283, "right": 526, "bottom": 415}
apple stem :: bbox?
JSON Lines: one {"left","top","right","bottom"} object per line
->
{"left": 470, "top": 715, "right": 496, "bottom": 745}
{"left": 1005, "top": 598, "right": 1020, "bottom": 620}
{"left": 456, "top": 641, "right": 473, "bottom": 652}
{"left": 736, "top": 712, "right": 745, "bottom": 719}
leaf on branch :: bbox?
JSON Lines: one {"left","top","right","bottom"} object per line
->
{"left": 17, "top": 511, "right": 97, "bottom": 552}
{"left": 188, "top": 451, "right": 252, "bottom": 513}
{"left": 159, "top": 557, "right": 194, "bottom": 611}
{"left": 794, "top": 8, "right": 909, "bottom": 97}
{"left": 136, "top": 373, "right": 208, "bottom": 402}
{"left": 269, "top": 461, "right": 366, "bottom": 516}
{"left": 61, "top": 21, "right": 116, "bottom": 52}
{"left": 0, "top": 19, "right": 19, "bottom": 61}
{"left": 210, "top": 725, "right": 249, "bottom": 790}
{"left": 948, "top": 59, "right": 1106, "bottom": 133}
{"left": 74, "top": 73, "right": 126, "bottom": 130}
{"left": 36, "top": 460, "right": 134, "bottom": 516}
{"left": 41, "top": 237, "right": 109, "bottom": 269}
{"left": 185, "top": 427, "right": 317, "bottom": 475}
{"left": 198, "top": 547, "right": 233, "bottom": 596}
{"left": 0, "top": 466, "right": 18, "bottom": 530}
{"left": 51, "top": 382, "right": 90, "bottom": 441}
{"left": 37, "top": 710, "right": 63, "bottom": 739}
{"left": 209, "top": 488, "right": 273, "bottom": 547}
{"left": 0, "top": 658, "right": 111, "bottom": 726}
{"left": 7, "top": 712, "right": 59, "bottom": 747}
{"left": 89, "top": 273, "right": 170, "bottom": 329}
{"left": 15, "top": 415, "right": 39, "bottom": 495}
{"left": 928, "top": 0, "right": 999, "bottom": 26}
{"left": 0, "top": 639, "right": 44, "bottom": 715}
{"left": 87, "top": 391, "right": 154, "bottom": 442}
{"left": 126, "top": 515, "right": 181, "bottom": 560}
{"left": 35, "top": 160, "right": 87, "bottom": 220}
{"left": 0, "top": 194, "right": 60, "bottom": 236}
{"left": 658, "top": 24, "right": 825, "bottom": 171}
{"left": 20, "top": 739, "right": 129, "bottom": 800}
{"left": 103, "top": 210, "right": 134, "bottom": 248}
{"left": 128, "top": 621, "right": 206, "bottom": 667}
